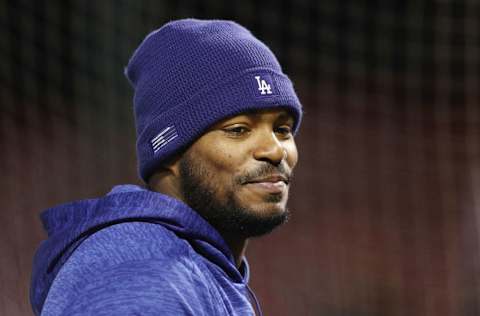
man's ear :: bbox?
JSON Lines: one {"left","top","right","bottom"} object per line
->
{"left": 148, "top": 153, "right": 185, "bottom": 200}
{"left": 164, "top": 154, "right": 182, "bottom": 178}
{"left": 148, "top": 154, "right": 182, "bottom": 193}
{"left": 149, "top": 153, "right": 182, "bottom": 182}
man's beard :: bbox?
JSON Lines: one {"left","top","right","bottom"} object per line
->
{"left": 178, "top": 153, "right": 291, "bottom": 239}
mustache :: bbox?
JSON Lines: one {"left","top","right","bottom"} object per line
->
{"left": 235, "top": 163, "right": 293, "bottom": 185}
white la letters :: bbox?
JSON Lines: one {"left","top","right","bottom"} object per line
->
{"left": 254, "top": 76, "right": 272, "bottom": 95}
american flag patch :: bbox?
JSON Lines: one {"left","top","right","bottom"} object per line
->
{"left": 151, "top": 126, "right": 178, "bottom": 153}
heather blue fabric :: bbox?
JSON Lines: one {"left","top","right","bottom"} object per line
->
{"left": 30, "top": 184, "right": 261, "bottom": 315}
{"left": 124, "top": 19, "right": 303, "bottom": 182}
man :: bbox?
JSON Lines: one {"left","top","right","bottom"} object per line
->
{"left": 30, "top": 19, "right": 302, "bottom": 315}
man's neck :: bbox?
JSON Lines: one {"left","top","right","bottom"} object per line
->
{"left": 222, "top": 235, "right": 249, "bottom": 268}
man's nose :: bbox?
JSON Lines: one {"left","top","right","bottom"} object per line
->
{"left": 252, "top": 131, "right": 287, "bottom": 165}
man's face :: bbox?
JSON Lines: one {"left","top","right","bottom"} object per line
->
{"left": 178, "top": 108, "right": 298, "bottom": 238}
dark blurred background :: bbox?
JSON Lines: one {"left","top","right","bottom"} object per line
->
{"left": 1, "top": 1, "right": 479, "bottom": 315}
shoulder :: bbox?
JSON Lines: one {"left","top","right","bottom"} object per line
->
{"left": 73, "top": 221, "right": 190, "bottom": 265}
{"left": 57, "top": 221, "right": 196, "bottom": 282}
{"left": 42, "top": 222, "right": 219, "bottom": 316}
{"left": 56, "top": 259, "right": 216, "bottom": 316}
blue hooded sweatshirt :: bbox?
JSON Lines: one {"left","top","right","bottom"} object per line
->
{"left": 30, "top": 184, "right": 262, "bottom": 315}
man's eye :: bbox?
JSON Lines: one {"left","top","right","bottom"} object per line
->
{"left": 224, "top": 126, "right": 249, "bottom": 136}
{"left": 276, "top": 126, "right": 292, "bottom": 136}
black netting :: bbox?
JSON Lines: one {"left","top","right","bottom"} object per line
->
{"left": 1, "top": 1, "right": 479, "bottom": 315}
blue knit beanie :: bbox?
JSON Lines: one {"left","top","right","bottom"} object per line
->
{"left": 125, "top": 19, "right": 303, "bottom": 182}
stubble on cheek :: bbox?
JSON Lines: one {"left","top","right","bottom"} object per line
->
{"left": 178, "top": 154, "right": 290, "bottom": 238}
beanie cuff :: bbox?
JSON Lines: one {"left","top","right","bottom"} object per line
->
{"left": 137, "top": 67, "right": 302, "bottom": 182}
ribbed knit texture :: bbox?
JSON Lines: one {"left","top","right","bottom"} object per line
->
{"left": 125, "top": 19, "right": 303, "bottom": 182}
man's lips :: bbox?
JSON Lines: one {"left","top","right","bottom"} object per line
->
{"left": 244, "top": 174, "right": 289, "bottom": 184}
{"left": 243, "top": 174, "right": 289, "bottom": 194}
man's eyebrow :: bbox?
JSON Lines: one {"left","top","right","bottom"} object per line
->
{"left": 276, "top": 111, "right": 295, "bottom": 123}
{"left": 213, "top": 110, "right": 294, "bottom": 128}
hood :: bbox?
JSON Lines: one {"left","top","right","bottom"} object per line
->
{"left": 30, "top": 184, "right": 247, "bottom": 315}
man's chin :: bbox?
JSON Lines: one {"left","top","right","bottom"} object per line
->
{"left": 245, "top": 203, "right": 287, "bottom": 219}
{"left": 232, "top": 206, "right": 290, "bottom": 238}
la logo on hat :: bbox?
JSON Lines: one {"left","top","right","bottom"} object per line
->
{"left": 255, "top": 75, "right": 272, "bottom": 95}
